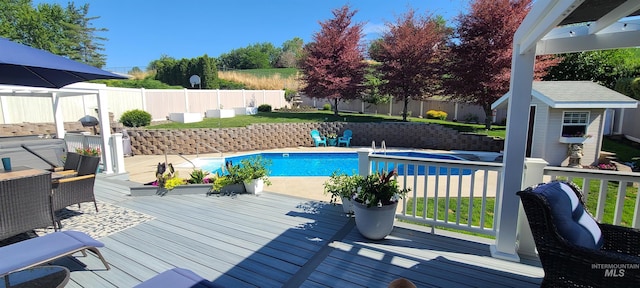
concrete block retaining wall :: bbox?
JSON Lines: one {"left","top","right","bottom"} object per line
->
{"left": 0, "top": 122, "right": 504, "bottom": 155}
{"left": 127, "top": 122, "right": 504, "bottom": 155}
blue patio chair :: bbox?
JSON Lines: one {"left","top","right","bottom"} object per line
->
{"left": 337, "top": 130, "right": 352, "bottom": 147}
{"left": 310, "top": 130, "right": 327, "bottom": 147}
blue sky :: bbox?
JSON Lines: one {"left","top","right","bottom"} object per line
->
{"left": 35, "top": 0, "right": 470, "bottom": 72}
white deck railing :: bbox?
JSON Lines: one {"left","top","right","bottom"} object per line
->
{"left": 64, "top": 133, "right": 126, "bottom": 174}
{"left": 64, "top": 133, "right": 102, "bottom": 154}
{"left": 544, "top": 166, "right": 640, "bottom": 228}
{"left": 361, "top": 150, "right": 503, "bottom": 237}
{"left": 359, "top": 150, "right": 640, "bottom": 242}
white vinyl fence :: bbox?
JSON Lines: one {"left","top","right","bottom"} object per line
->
{"left": 0, "top": 87, "right": 286, "bottom": 124}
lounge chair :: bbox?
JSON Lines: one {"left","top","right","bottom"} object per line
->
{"left": 0, "top": 230, "right": 109, "bottom": 276}
{"left": 518, "top": 181, "right": 640, "bottom": 287}
{"left": 134, "top": 268, "right": 218, "bottom": 288}
{"left": 310, "top": 130, "right": 327, "bottom": 147}
{"left": 337, "top": 130, "right": 352, "bottom": 147}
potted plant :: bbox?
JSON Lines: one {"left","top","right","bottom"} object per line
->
{"left": 236, "top": 156, "right": 272, "bottom": 194}
{"left": 352, "top": 169, "right": 409, "bottom": 240}
{"left": 210, "top": 161, "right": 246, "bottom": 194}
{"left": 323, "top": 171, "right": 362, "bottom": 214}
{"left": 326, "top": 133, "right": 338, "bottom": 146}
{"left": 130, "top": 163, "right": 217, "bottom": 196}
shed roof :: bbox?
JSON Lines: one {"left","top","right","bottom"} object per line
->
{"left": 492, "top": 81, "right": 638, "bottom": 110}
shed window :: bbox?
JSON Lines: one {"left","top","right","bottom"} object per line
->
{"left": 562, "top": 111, "right": 589, "bottom": 137}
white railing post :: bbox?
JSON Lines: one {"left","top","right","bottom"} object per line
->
{"left": 517, "top": 158, "right": 548, "bottom": 257}
{"left": 357, "top": 148, "right": 373, "bottom": 177}
{"left": 111, "top": 133, "right": 126, "bottom": 174}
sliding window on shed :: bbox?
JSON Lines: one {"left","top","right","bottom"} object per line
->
{"left": 561, "top": 111, "right": 589, "bottom": 137}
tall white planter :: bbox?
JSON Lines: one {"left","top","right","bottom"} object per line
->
{"left": 352, "top": 201, "right": 398, "bottom": 240}
{"left": 244, "top": 178, "right": 264, "bottom": 195}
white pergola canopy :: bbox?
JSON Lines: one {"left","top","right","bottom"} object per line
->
{"left": 0, "top": 82, "right": 115, "bottom": 173}
{"left": 494, "top": 0, "right": 640, "bottom": 261}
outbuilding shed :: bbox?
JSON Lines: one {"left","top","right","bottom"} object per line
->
{"left": 492, "top": 81, "right": 637, "bottom": 167}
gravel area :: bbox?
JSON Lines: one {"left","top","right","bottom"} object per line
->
{"left": 35, "top": 201, "right": 155, "bottom": 239}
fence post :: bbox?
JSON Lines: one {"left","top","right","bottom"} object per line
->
{"left": 357, "top": 148, "right": 373, "bottom": 177}
{"left": 111, "top": 133, "right": 126, "bottom": 174}
{"left": 517, "top": 158, "right": 548, "bottom": 256}
{"left": 184, "top": 88, "right": 189, "bottom": 113}
{"left": 217, "top": 90, "right": 221, "bottom": 109}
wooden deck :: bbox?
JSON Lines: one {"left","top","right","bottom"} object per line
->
{"left": 55, "top": 177, "right": 544, "bottom": 287}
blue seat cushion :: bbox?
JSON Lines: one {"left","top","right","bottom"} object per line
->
{"left": 0, "top": 231, "right": 104, "bottom": 275}
{"left": 531, "top": 181, "right": 603, "bottom": 249}
{"left": 135, "top": 268, "right": 219, "bottom": 288}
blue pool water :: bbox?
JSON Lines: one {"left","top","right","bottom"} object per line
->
{"left": 202, "top": 152, "right": 473, "bottom": 177}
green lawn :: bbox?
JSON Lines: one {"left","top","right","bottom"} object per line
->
{"left": 602, "top": 137, "right": 640, "bottom": 163}
{"left": 402, "top": 178, "right": 638, "bottom": 238}
{"left": 149, "top": 110, "right": 507, "bottom": 138}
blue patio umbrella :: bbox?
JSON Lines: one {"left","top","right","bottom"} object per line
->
{"left": 0, "top": 37, "right": 127, "bottom": 88}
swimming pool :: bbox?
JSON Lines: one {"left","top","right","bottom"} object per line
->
{"left": 201, "top": 151, "right": 473, "bottom": 177}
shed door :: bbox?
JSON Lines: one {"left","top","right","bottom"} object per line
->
{"left": 526, "top": 106, "right": 535, "bottom": 157}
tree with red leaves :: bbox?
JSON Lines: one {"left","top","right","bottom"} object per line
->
{"left": 444, "top": 0, "right": 559, "bottom": 129}
{"left": 300, "top": 5, "right": 366, "bottom": 116}
{"left": 370, "top": 9, "right": 450, "bottom": 122}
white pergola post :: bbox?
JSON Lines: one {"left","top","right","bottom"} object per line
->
{"left": 51, "top": 92, "right": 65, "bottom": 139}
{"left": 96, "top": 89, "right": 113, "bottom": 174}
{"left": 490, "top": 45, "right": 536, "bottom": 262}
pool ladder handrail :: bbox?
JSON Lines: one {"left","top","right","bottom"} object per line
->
{"left": 371, "top": 140, "right": 387, "bottom": 155}
{"left": 196, "top": 143, "right": 223, "bottom": 158}
{"left": 164, "top": 148, "right": 196, "bottom": 169}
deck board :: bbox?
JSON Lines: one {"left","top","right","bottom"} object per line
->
{"left": 48, "top": 178, "right": 545, "bottom": 287}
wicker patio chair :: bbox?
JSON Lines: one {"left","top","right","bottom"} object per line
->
{"left": 51, "top": 155, "right": 100, "bottom": 228}
{"left": 518, "top": 181, "right": 640, "bottom": 287}
{"left": 0, "top": 172, "right": 55, "bottom": 240}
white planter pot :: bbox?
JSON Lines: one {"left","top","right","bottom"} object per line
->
{"left": 352, "top": 201, "right": 398, "bottom": 240}
{"left": 244, "top": 179, "right": 264, "bottom": 195}
{"left": 341, "top": 197, "right": 354, "bottom": 214}
{"left": 205, "top": 109, "right": 236, "bottom": 118}
{"left": 168, "top": 112, "right": 203, "bottom": 123}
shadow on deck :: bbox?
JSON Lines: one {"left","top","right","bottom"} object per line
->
{"left": 3, "top": 177, "right": 543, "bottom": 287}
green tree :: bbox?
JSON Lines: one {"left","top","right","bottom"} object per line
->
{"left": 0, "top": 1, "right": 108, "bottom": 67}
{"left": 544, "top": 48, "right": 640, "bottom": 89}
{"left": 198, "top": 54, "right": 218, "bottom": 89}
{"left": 218, "top": 42, "right": 280, "bottom": 69}
{"left": 62, "top": 3, "right": 107, "bottom": 67}
{"left": 277, "top": 37, "right": 304, "bottom": 68}
{"left": 153, "top": 55, "right": 219, "bottom": 89}
{"left": 361, "top": 62, "right": 391, "bottom": 111}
